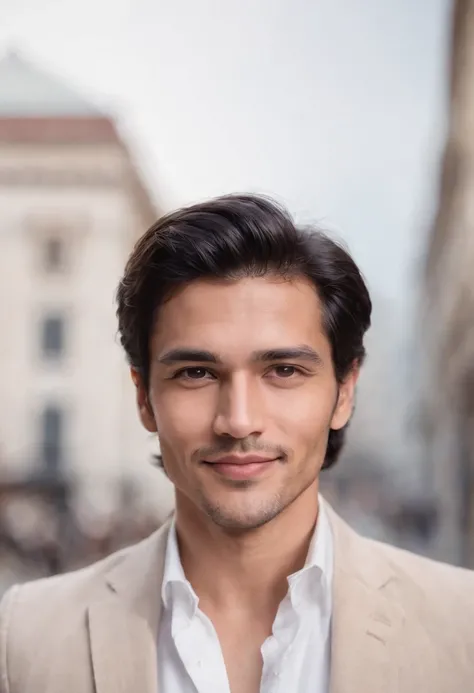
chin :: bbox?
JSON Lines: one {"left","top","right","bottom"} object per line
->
{"left": 201, "top": 497, "right": 284, "bottom": 532}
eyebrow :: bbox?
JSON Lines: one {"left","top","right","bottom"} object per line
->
{"left": 255, "top": 346, "right": 323, "bottom": 365}
{"left": 157, "top": 345, "right": 324, "bottom": 366}
{"left": 158, "top": 348, "right": 220, "bottom": 365}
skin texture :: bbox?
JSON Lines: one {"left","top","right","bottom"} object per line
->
{"left": 132, "top": 274, "right": 358, "bottom": 693}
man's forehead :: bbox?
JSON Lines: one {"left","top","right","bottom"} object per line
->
{"left": 151, "top": 276, "right": 330, "bottom": 360}
{"left": 156, "top": 275, "right": 322, "bottom": 324}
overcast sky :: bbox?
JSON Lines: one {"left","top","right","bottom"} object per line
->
{"left": 0, "top": 0, "right": 452, "bottom": 301}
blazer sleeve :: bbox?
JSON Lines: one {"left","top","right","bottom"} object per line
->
{"left": 0, "top": 585, "right": 20, "bottom": 693}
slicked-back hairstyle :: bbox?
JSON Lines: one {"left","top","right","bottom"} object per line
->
{"left": 116, "top": 194, "right": 371, "bottom": 469}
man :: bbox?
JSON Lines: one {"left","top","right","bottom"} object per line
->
{"left": 1, "top": 194, "right": 474, "bottom": 693}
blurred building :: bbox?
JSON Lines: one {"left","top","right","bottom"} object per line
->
{"left": 0, "top": 51, "right": 173, "bottom": 558}
{"left": 322, "top": 296, "right": 437, "bottom": 555}
{"left": 422, "top": 0, "right": 474, "bottom": 568}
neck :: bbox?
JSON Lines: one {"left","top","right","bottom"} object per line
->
{"left": 174, "top": 482, "right": 320, "bottom": 618}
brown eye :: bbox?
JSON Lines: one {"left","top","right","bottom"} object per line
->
{"left": 274, "top": 365, "right": 298, "bottom": 378}
{"left": 180, "top": 367, "right": 209, "bottom": 379}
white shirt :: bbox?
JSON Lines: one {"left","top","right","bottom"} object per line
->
{"left": 157, "top": 498, "right": 333, "bottom": 693}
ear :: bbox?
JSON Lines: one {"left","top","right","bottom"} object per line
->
{"left": 330, "top": 362, "right": 360, "bottom": 431}
{"left": 131, "top": 368, "right": 157, "bottom": 433}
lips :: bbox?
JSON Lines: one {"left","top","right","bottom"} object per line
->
{"left": 203, "top": 455, "right": 279, "bottom": 480}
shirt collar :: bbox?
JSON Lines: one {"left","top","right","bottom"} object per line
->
{"left": 161, "top": 518, "right": 198, "bottom": 617}
{"left": 287, "top": 496, "right": 333, "bottom": 610}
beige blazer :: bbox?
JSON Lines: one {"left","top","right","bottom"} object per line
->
{"left": 1, "top": 503, "right": 474, "bottom": 693}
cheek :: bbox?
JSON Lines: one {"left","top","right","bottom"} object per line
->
{"left": 151, "top": 386, "right": 215, "bottom": 450}
{"left": 267, "top": 381, "right": 336, "bottom": 442}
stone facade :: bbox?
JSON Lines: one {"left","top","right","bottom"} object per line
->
{"left": 0, "top": 52, "right": 174, "bottom": 531}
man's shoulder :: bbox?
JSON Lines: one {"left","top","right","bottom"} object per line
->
{"left": 370, "top": 535, "right": 474, "bottom": 586}
{"left": 4, "top": 544, "right": 126, "bottom": 606}
{"left": 0, "top": 530, "right": 157, "bottom": 635}
{"left": 362, "top": 534, "right": 474, "bottom": 621}
{"left": 329, "top": 502, "right": 474, "bottom": 599}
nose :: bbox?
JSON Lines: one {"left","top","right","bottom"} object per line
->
{"left": 212, "top": 372, "right": 264, "bottom": 439}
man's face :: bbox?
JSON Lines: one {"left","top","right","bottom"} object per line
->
{"left": 134, "top": 275, "right": 358, "bottom": 530}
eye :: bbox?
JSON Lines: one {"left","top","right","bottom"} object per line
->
{"left": 271, "top": 365, "right": 302, "bottom": 378}
{"left": 174, "top": 367, "right": 214, "bottom": 380}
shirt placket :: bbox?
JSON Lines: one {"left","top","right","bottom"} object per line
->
{"left": 174, "top": 607, "right": 231, "bottom": 693}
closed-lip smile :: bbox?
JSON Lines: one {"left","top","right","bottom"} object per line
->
{"left": 203, "top": 454, "right": 279, "bottom": 480}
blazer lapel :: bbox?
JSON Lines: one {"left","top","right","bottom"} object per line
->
{"left": 88, "top": 598, "right": 158, "bottom": 693}
{"left": 87, "top": 521, "right": 171, "bottom": 693}
{"left": 326, "top": 506, "right": 405, "bottom": 693}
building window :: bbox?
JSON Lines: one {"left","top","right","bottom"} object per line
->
{"left": 43, "top": 237, "right": 65, "bottom": 272}
{"left": 40, "top": 405, "right": 64, "bottom": 475}
{"left": 41, "top": 315, "right": 66, "bottom": 360}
